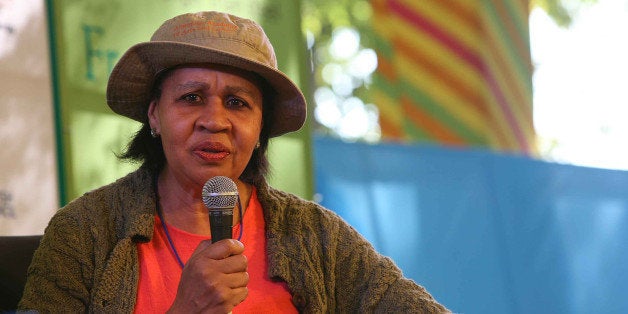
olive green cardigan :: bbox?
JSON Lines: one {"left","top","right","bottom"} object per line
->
{"left": 19, "top": 168, "right": 448, "bottom": 313}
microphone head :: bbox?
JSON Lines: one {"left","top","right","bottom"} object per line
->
{"left": 202, "top": 176, "right": 238, "bottom": 211}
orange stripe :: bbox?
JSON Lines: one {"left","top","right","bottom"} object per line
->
{"left": 491, "top": 0, "right": 530, "bottom": 68}
{"left": 372, "top": 88, "right": 406, "bottom": 140}
{"left": 487, "top": 114, "right": 515, "bottom": 151}
{"left": 377, "top": 54, "right": 397, "bottom": 82}
{"left": 372, "top": 0, "right": 534, "bottom": 152}
{"left": 371, "top": 0, "right": 390, "bottom": 16}
{"left": 401, "top": 97, "right": 466, "bottom": 145}
{"left": 403, "top": 0, "right": 482, "bottom": 51}
{"left": 483, "top": 43, "right": 533, "bottom": 137}
{"left": 379, "top": 114, "right": 406, "bottom": 140}
{"left": 391, "top": 36, "right": 486, "bottom": 116}
{"left": 482, "top": 22, "right": 533, "bottom": 129}
{"left": 436, "top": 0, "right": 480, "bottom": 31}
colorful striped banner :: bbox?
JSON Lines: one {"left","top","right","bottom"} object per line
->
{"left": 371, "top": 0, "right": 535, "bottom": 154}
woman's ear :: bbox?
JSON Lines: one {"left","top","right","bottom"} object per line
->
{"left": 147, "top": 100, "right": 159, "bottom": 131}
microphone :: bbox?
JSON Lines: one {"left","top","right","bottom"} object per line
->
{"left": 202, "top": 176, "right": 239, "bottom": 243}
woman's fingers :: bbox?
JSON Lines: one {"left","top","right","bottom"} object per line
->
{"left": 192, "top": 239, "right": 245, "bottom": 260}
{"left": 169, "top": 239, "right": 249, "bottom": 313}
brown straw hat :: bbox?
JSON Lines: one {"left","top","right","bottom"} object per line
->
{"left": 106, "top": 11, "right": 306, "bottom": 137}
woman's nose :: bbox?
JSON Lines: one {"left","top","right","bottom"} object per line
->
{"left": 196, "top": 97, "right": 230, "bottom": 132}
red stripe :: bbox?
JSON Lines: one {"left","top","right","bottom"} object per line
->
{"left": 377, "top": 54, "right": 397, "bottom": 82}
{"left": 483, "top": 67, "right": 530, "bottom": 153}
{"left": 483, "top": 36, "right": 533, "bottom": 133}
{"left": 401, "top": 97, "right": 466, "bottom": 145}
{"left": 391, "top": 36, "right": 486, "bottom": 116}
{"left": 380, "top": 115, "right": 406, "bottom": 140}
{"left": 388, "top": 0, "right": 483, "bottom": 72}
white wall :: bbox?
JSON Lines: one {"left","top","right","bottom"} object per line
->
{"left": 0, "top": 0, "right": 58, "bottom": 235}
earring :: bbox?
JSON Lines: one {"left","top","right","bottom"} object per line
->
{"left": 255, "top": 141, "right": 261, "bottom": 149}
{"left": 150, "top": 128, "right": 159, "bottom": 138}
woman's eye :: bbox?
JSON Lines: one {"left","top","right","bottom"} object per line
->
{"left": 181, "top": 94, "right": 201, "bottom": 102}
{"left": 226, "top": 97, "right": 248, "bottom": 109}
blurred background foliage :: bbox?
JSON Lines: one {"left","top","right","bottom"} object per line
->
{"left": 301, "top": 0, "right": 380, "bottom": 142}
{"left": 531, "top": 0, "right": 599, "bottom": 27}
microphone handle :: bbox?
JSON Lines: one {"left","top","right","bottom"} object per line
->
{"left": 209, "top": 209, "right": 233, "bottom": 243}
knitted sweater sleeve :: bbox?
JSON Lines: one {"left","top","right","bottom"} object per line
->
{"left": 18, "top": 169, "right": 153, "bottom": 313}
{"left": 261, "top": 183, "right": 450, "bottom": 313}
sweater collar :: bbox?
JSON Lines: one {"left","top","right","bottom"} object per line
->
{"left": 117, "top": 167, "right": 157, "bottom": 243}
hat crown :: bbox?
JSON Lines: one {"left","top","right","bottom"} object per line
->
{"left": 151, "top": 11, "right": 278, "bottom": 69}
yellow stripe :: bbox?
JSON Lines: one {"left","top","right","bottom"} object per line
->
{"left": 484, "top": 54, "right": 534, "bottom": 149}
{"left": 373, "top": 89, "right": 410, "bottom": 141}
{"left": 480, "top": 64, "right": 522, "bottom": 151}
{"left": 372, "top": 89, "right": 404, "bottom": 127}
{"left": 482, "top": 15, "right": 533, "bottom": 112}
{"left": 400, "top": 0, "right": 482, "bottom": 53}
{"left": 483, "top": 1, "right": 533, "bottom": 95}
{"left": 483, "top": 95, "right": 519, "bottom": 151}
{"left": 372, "top": 0, "right": 534, "bottom": 152}
{"left": 483, "top": 0, "right": 535, "bottom": 152}
{"left": 449, "top": 0, "right": 477, "bottom": 14}
{"left": 482, "top": 121, "right": 501, "bottom": 149}
{"left": 376, "top": 12, "right": 490, "bottom": 142}
{"left": 389, "top": 21, "right": 487, "bottom": 115}
{"left": 394, "top": 54, "right": 488, "bottom": 137}
{"left": 482, "top": 27, "right": 533, "bottom": 134}
{"left": 386, "top": 15, "right": 483, "bottom": 95}
{"left": 372, "top": 12, "right": 395, "bottom": 42}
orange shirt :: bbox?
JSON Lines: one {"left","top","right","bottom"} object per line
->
{"left": 135, "top": 188, "right": 297, "bottom": 313}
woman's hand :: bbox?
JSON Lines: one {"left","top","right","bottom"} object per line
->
{"left": 168, "top": 239, "right": 248, "bottom": 313}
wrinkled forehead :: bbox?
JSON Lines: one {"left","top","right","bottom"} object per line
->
{"left": 152, "top": 63, "right": 270, "bottom": 98}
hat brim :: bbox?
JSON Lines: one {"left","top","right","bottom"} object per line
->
{"left": 106, "top": 41, "right": 306, "bottom": 137}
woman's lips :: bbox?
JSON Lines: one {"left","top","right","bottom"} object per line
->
{"left": 193, "top": 142, "right": 231, "bottom": 161}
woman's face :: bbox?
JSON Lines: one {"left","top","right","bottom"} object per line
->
{"left": 148, "top": 65, "right": 263, "bottom": 190}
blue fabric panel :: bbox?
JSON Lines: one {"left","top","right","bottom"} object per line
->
{"left": 313, "top": 136, "right": 628, "bottom": 314}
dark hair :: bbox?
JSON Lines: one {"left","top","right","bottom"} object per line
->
{"left": 118, "top": 68, "right": 275, "bottom": 186}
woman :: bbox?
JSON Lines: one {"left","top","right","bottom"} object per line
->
{"left": 19, "top": 11, "right": 449, "bottom": 313}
